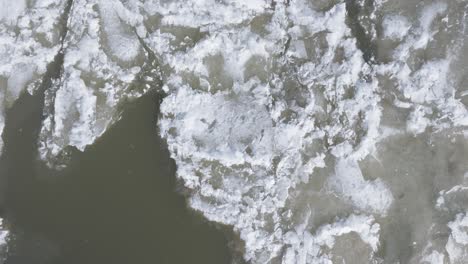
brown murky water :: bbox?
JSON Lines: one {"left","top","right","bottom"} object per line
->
{"left": 0, "top": 90, "right": 232, "bottom": 264}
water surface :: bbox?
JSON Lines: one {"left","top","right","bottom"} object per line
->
{"left": 0, "top": 90, "right": 232, "bottom": 264}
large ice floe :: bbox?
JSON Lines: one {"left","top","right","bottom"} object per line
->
{"left": 1, "top": 0, "right": 468, "bottom": 263}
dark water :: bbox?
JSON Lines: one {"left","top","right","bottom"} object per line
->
{"left": 0, "top": 89, "right": 232, "bottom": 264}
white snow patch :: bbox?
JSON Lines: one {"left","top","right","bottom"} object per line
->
{"left": 328, "top": 159, "right": 394, "bottom": 216}
{"left": 383, "top": 15, "right": 411, "bottom": 40}
{"left": 282, "top": 214, "right": 381, "bottom": 264}
{"left": 0, "top": 0, "right": 27, "bottom": 25}
{"left": 447, "top": 213, "right": 468, "bottom": 263}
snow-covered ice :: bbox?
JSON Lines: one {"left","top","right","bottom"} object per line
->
{"left": 0, "top": 0, "right": 467, "bottom": 263}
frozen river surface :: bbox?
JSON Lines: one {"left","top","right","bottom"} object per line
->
{"left": 0, "top": 0, "right": 468, "bottom": 263}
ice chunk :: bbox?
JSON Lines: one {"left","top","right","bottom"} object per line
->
{"left": 382, "top": 15, "right": 411, "bottom": 40}
{"left": 0, "top": 0, "right": 67, "bottom": 153}
{"left": 0, "top": 217, "right": 9, "bottom": 262}
{"left": 38, "top": 0, "right": 151, "bottom": 166}
{"left": 328, "top": 159, "right": 393, "bottom": 215}
{"left": 447, "top": 213, "right": 468, "bottom": 263}
{"left": 0, "top": 0, "right": 27, "bottom": 25}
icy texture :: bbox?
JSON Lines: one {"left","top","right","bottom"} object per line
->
{"left": 0, "top": 218, "right": 8, "bottom": 263}
{"left": 157, "top": 0, "right": 468, "bottom": 262}
{"left": 157, "top": 1, "right": 390, "bottom": 261}
{"left": 0, "top": 0, "right": 467, "bottom": 263}
{"left": 38, "top": 0, "right": 157, "bottom": 166}
{"left": 0, "top": 0, "right": 67, "bottom": 152}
